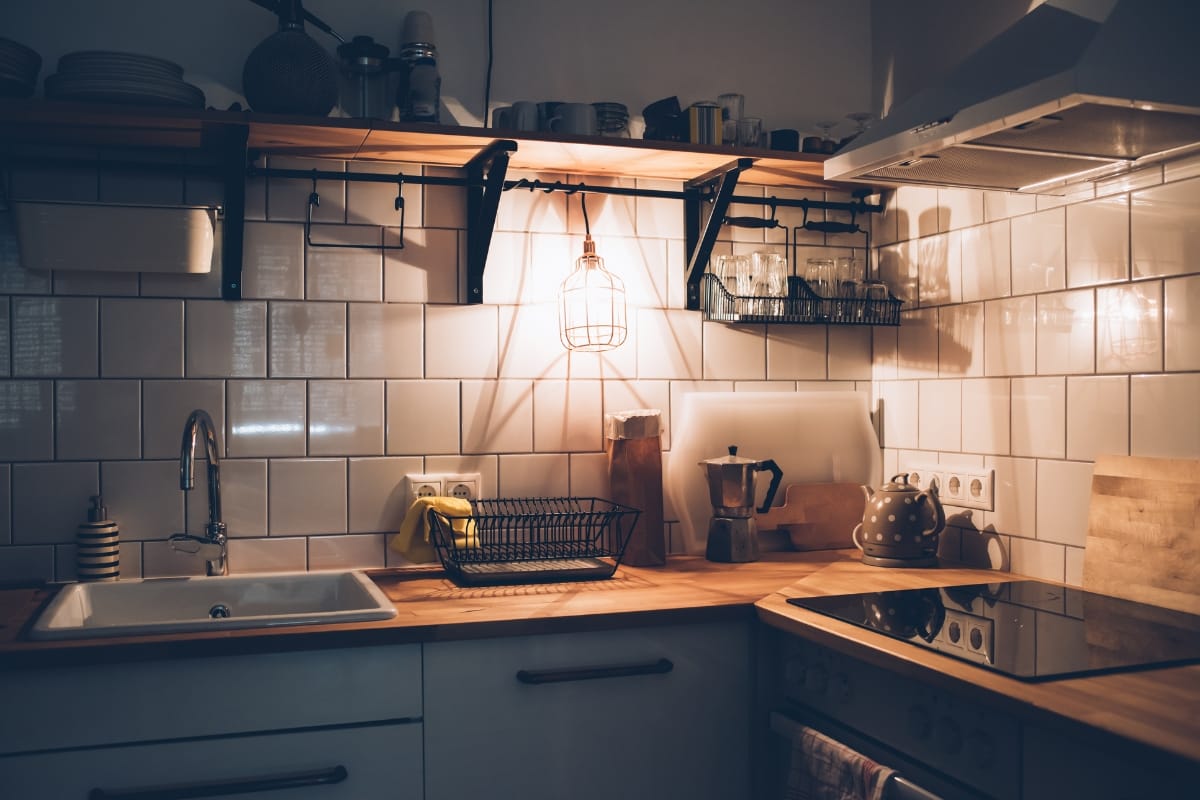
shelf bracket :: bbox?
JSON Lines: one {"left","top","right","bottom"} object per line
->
{"left": 684, "top": 158, "right": 752, "bottom": 311}
{"left": 206, "top": 123, "right": 249, "bottom": 301}
{"left": 464, "top": 139, "right": 518, "bottom": 304}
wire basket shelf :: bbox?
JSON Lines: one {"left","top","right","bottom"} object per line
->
{"left": 701, "top": 272, "right": 901, "bottom": 326}
{"left": 427, "top": 497, "right": 641, "bottom": 586}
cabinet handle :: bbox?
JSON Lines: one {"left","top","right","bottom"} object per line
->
{"left": 516, "top": 657, "right": 674, "bottom": 685}
{"left": 89, "top": 764, "right": 348, "bottom": 799}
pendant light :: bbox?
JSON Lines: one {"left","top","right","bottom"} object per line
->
{"left": 558, "top": 193, "right": 628, "bottom": 351}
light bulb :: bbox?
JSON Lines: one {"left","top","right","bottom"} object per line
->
{"left": 558, "top": 235, "right": 628, "bottom": 352}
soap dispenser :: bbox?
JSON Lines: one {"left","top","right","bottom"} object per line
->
{"left": 77, "top": 495, "right": 119, "bottom": 582}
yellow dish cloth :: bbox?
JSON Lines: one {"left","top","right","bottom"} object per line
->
{"left": 388, "top": 496, "right": 476, "bottom": 563}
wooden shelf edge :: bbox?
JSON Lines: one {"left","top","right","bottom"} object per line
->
{"left": 0, "top": 99, "right": 853, "bottom": 190}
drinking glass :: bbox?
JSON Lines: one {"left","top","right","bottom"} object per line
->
{"left": 709, "top": 254, "right": 735, "bottom": 289}
{"left": 805, "top": 258, "right": 834, "bottom": 297}
{"left": 711, "top": 254, "right": 750, "bottom": 314}
{"left": 860, "top": 280, "right": 890, "bottom": 323}
{"left": 717, "top": 93, "right": 744, "bottom": 144}
{"left": 734, "top": 255, "right": 756, "bottom": 315}
{"left": 738, "top": 117, "right": 763, "bottom": 147}
{"left": 753, "top": 251, "right": 787, "bottom": 315}
{"left": 832, "top": 257, "right": 861, "bottom": 320}
{"left": 835, "top": 256, "right": 861, "bottom": 284}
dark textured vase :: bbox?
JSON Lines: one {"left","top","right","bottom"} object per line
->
{"left": 242, "top": 0, "right": 337, "bottom": 116}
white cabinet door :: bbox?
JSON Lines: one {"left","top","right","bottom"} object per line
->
{"left": 424, "top": 620, "right": 751, "bottom": 800}
{"left": 0, "top": 722, "right": 422, "bottom": 799}
{"left": 0, "top": 644, "right": 422, "bottom": 756}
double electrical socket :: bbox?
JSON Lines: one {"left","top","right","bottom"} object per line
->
{"left": 938, "top": 608, "right": 995, "bottom": 664}
{"left": 405, "top": 472, "right": 482, "bottom": 504}
{"left": 903, "top": 463, "right": 995, "bottom": 511}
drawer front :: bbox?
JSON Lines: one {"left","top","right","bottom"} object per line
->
{"left": 424, "top": 620, "right": 751, "bottom": 800}
{"left": 0, "top": 644, "right": 421, "bottom": 755}
{"left": 0, "top": 721, "right": 421, "bottom": 799}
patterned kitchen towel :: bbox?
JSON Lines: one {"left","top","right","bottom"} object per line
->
{"left": 786, "top": 723, "right": 896, "bottom": 800}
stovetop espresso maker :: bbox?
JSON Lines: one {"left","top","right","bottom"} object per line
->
{"left": 699, "top": 445, "right": 783, "bottom": 563}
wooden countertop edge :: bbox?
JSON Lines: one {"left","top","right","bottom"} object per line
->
{"left": 755, "top": 581, "right": 1200, "bottom": 768}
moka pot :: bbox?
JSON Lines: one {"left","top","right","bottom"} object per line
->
{"left": 698, "top": 445, "right": 783, "bottom": 563}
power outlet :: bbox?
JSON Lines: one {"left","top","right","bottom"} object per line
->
{"left": 903, "top": 463, "right": 944, "bottom": 494}
{"left": 943, "top": 467, "right": 995, "bottom": 511}
{"left": 406, "top": 474, "right": 443, "bottom": 504}
{"left": 964, "top": 615, "right": 995, "bottom": 664}
{"left": 405, "top": 472, "right": 483, "bottom": 505}
{"left": 902, "top": 463, "right": 994, "bottom": 511}
{"left": 444, "top": 473, "right": 481, "bottom": 501}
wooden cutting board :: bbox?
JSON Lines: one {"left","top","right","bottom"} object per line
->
{"left": 756, "top": 482, "right": 865, "bottom": 551}
{"left": 1084, "top": 454, "right": 1200, "bottom": 614}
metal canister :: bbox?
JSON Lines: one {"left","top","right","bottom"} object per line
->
{"left": 688, "top": 101, "right": 721, "bottom": 145}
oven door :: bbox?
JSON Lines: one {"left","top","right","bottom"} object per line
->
{"left": 768, "top": 709, "right": 984, "bottom": 800}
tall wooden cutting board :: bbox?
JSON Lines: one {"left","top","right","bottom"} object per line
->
{"left": 1084, "top": 454, "right": 1200, "bottom": 614}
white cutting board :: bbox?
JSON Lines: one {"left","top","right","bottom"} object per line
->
{"left": 666, "top": 391, "right": 881, "bottom": 554}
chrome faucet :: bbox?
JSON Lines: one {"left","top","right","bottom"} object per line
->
{"left": 169, "top": 409, "right": 228, "bottom": 576}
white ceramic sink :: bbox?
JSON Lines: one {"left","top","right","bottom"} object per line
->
{"left": 29, "top": 570, "right": 397, "bottom": 640}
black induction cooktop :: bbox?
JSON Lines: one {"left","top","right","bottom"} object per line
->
{"left": 787, "top": 580, "right": 1200, "bottom": 681}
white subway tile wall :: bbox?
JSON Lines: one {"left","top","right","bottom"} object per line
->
{"left": 2, "top": 159, "right": 1198, "bottom": 587}
{"left": 875, "top": 173, "right": 1200, "bottom": 585}
{"left": 100, "top": 460, "right": 184, "bottom": 541}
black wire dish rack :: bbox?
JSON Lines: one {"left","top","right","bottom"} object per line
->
{"left": 426, "top": 497, "right": 641, "bottom": 587}
{"left": 701, "top": 199, "right": 901, "bottom": 326}
{"left": 701, "top": 272, "right": 901, "bottom": 326}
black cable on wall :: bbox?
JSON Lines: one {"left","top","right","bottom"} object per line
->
{"left": 483, "top": 0, "right": 494, "bottom": 127}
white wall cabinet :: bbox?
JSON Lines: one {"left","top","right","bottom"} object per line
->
{"left": 423, "top": 620, "right": 752, "bottom": 800}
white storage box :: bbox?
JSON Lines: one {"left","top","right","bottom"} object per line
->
{"left": 12, "top": 200, "right": 216, "bottom": 273}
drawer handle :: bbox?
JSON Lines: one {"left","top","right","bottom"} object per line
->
{"left": 89, "top": 764, "right": 348, "bottom": 799}
{"left": 516, "top": 657, "right": 674, "bottom": 685}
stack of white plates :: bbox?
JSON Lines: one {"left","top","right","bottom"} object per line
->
{"left": 0, "top": 37, "right": 42, "bottom": 98}
{"left": 45, "top": 50, "right": 205, "bottom": 108}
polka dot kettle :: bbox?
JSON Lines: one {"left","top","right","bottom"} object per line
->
{"left": 852, "top": 473, "right": 946, "bottom": 567}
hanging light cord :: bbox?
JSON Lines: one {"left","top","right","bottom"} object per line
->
{"left": 581, "top": 193, "right": 591, "bottom": 237}
{"left": 483, "top": 0, "right": 494, "bottom": 126}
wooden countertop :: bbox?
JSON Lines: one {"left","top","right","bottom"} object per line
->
{"left": 1, "top": 551, "right": 1197, "bottom": 769}
{"left": 0, "top": 553, "right": 825, "bottom": 666}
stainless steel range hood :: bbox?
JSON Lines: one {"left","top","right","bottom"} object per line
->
{"left": 825, "top": 0, "right": 1200, "bottom": 193}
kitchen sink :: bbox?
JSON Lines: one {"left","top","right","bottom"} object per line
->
{"left": 29, "top": 570, "right": 397, "bottom": 640}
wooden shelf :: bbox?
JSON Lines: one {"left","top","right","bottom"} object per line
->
{"left": 0, "top": 100, "right": 859, "bottom": 307}
{"left": 0, "top": 99, "right": 836, "bottom": 189}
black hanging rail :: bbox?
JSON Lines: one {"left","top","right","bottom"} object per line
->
{"left": 245, "top": 165, "right": 884, "bottom": 213}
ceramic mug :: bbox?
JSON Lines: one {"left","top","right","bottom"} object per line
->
{"left": 491, "top": 105, "right": 513, "bottom": 129}
{"left": 549, "top": 103, "right": 597, "bottom": 136}
{"left": 537, "top": 101, "right": 563, "bottom": 131}
{"left": 511, "top": 101, "right": 539, "bottom": 131}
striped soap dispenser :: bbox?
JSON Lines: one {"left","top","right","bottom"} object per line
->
{"left": 77, "top": 495, "right": 120, "bottom": 582}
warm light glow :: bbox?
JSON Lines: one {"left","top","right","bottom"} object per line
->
{"left": 558, "top": 235, "right": 628, "bottom": 352}
{"left": 1099, "top": 287, "right": 1160, "bottom": 361}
